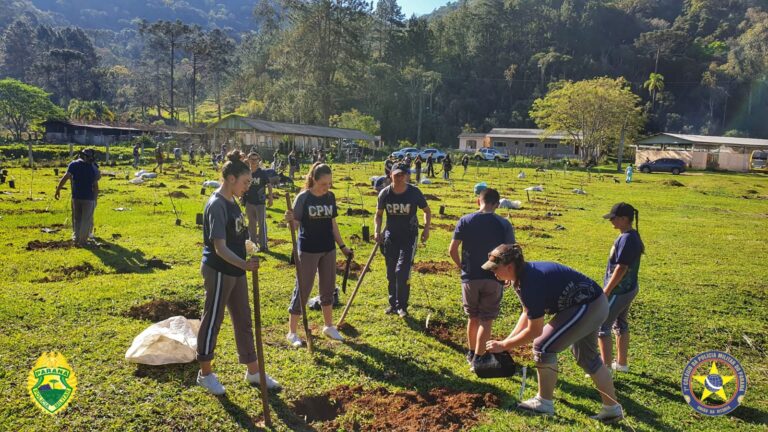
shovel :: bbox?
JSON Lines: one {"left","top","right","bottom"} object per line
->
{"left": 336, "top": 242, "right": 378, "bottom": 327}
{"left": 341, "top": 250, "right": 353, "bottom": 294}
{"left": 167, "top": 192, "right": 182, "bottom": 225}
{"left": 250, "top": 264, "right": 272, "bottom": 427}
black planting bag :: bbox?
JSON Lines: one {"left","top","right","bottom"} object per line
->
{"left": 473, "top": 352, "right": 518, "bottom": 378}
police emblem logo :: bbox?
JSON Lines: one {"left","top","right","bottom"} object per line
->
{"left": 681, "top": 350, "right": 747, "bottom": 416}
{"left": 28, "top": 352, "right": 78, "bottom": 415}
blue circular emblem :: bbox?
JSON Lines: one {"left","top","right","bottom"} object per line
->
{"left": 681, "top": 350, "right": 748, "bottom": 416}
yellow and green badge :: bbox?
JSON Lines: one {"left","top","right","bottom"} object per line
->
{"left": 27, "top": 352, "right": 77, "bottom": 415}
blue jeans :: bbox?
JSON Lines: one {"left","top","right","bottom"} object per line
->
{"left": 382, "top": 236, "right": 417, "bottom": 311}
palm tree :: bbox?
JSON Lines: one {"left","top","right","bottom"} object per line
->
{"left": 644, "top": 72, "right": 665, "bottom": 111}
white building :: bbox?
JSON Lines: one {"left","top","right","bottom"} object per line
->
{"left": 635, "top": 133, "right": 768, "bottom": 172}
{"left": 458, "top": 128, "right": 577, "bottom": 158}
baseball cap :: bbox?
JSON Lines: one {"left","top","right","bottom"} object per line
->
{"left": 80, "top": 148, "right": 95, "bottom": 158}
{"left": 603, "top": 202, "right": 635, "bottom": 219}
{"left": 391, "top": 162, "right": 410, "bottom": 175}
{"left": 481, "top": 243, "right": 523, "bottom": 271}
{"left": 474, "top": 182, "right": 487, "bottom": 195}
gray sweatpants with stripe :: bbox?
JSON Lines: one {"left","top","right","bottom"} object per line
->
{"left": 598, "top": 287, "right": 638, "bottom": 337}
{"left": 196, "top": 264, "right": 257, "bottom": 364}
{"left": 288, "top": 249, "right": 337, "bottom": 315}
{"left": 245, "top": 203, "right": 268, "bottom": 251}
{"left": 533, "top": 294, "right": 609, "bottom": 375}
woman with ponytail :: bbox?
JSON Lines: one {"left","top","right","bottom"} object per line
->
{"left": 284, "top": 162, "right": 352, "bottom": 347}
{"left": 196, "top": 150, "right": 280, "bottom": 395}
{"left": 598, "top": 202, "right": 645, "bottom": 374}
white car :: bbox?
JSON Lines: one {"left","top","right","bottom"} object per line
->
{"left": 419, "top": 148, "right": 446, "bottom": 162}
{"left": 390, "top": 147, "right": 420, "bottom": 159}
{"left": 474, "top": 148, "right": 509, "bottom": 162}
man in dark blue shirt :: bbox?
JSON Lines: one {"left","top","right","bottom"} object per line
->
{"left": 55, "top": 148, "right": 100, "bottom": 246}
{"left": 449, "top": 188, "right": 515, "bottom": 367}
{"left": 242, "top": 152, "right": 274, "bottom": 252}
{"left": 374, "top": 163, "right": 431, "bottom": 317}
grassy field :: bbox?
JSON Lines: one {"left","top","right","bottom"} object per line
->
{"left": 0, "top": 160, "right": 766, "bottom": 431}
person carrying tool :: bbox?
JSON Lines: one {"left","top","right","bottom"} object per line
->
{"left": 284, "top": 162, "right": 353, "bottom": 347}
{"left": 374, "top": 162, "right": 431, "bottom": 318}
{"left": 54, "top": 148, "right": 100, "bottom": 247}
{"left": 196, "top": 150, "right": 280, "bottom": 395}
{"left": 243, "top": 152, "right": 273, "bottom": 253}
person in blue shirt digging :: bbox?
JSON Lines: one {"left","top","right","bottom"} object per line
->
{"left": 449, "top": 188, "right": 515, "bottom": 370}
{"left": 484, "top": 244, "right": 624, "bottom": 424}
{"left": 55, "top": 148, "right": 100, "bottom": 247}
{"left": 374, "top": 162, "right": 431, "bottom": 318}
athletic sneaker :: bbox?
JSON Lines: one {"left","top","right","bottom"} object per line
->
{"left": 517, "top": 396, "right": 555, "bottom": 415}
{"left": 612, "top": 361, "right": 630, "bottom": 372}
{"left": 590, "top": 404, "right": 624, "bottom": 424}
{"left": 322, "top": 325, "right": 344, "bottom": 341}
{"left": 245, "top": 370, "right": 282, "bottom": 390}
{"left": 197, "top": 370, "right": 225, "bottom": 395}
{"left": 384, "top": 306, "right": 396, "bottom": 315}
{"left": 397, "top": 308, "right": 408, "bottom": 318}
{"left": 286, "top": 332, "right": 303, "bottom": 348}
{"left": 465, "top": 349, "right": 475, "bottom": 365}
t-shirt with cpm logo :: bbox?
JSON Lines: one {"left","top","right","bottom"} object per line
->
{"left": 515, "top": 262, "right": 602, "bottom": 319}
{"left": 604, "top": 229, "right": 643, "bottom": 295}
{"left": 293, "top": 190, "right": 338, "bottom": 253}
{"left": 453, "top": 212, "right": 515, "bottom": 282}
{"left": 243, "top": 169, "right": 272, "bottom": 206}
{"left": 66, "top": 159, "right": 99, "bottom": 200}
{"left": 202, "top": 192, "right": 249, "bottom": 276}
{"left": 377, "top": 184, "right": 428, "bottom": 244}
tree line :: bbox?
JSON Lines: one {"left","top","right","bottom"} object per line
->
{"left": 1, "top": 0, "right": 768, "bottom": 152}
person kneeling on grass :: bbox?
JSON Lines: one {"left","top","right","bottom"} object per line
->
{"left": 598, "top": 203, "right": 644, "bottom": 374}
{"left": 483, "top": 244, "right": 623, "bottom": 424}
{"left": 284, "top": 163, "right": 353, "bottom": 347}
{"left": 448, "top": 188, "right": 515, "bottom": 370}
{"left": 196, "top": 150, "right": 280, "bottom": 395}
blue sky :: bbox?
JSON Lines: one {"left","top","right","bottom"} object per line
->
{"left": 395, "top": 0, "right": 451, "bottom": 17}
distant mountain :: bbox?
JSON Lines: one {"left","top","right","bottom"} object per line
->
{"left": 421, "top": 0, "right": 462, "bottom": 20}
{"left": 27, "top": 0, "right": 258, "bottom": 33}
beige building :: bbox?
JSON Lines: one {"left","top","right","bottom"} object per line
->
{"left": 458, "top": 128, "right": 577, "bottom": 158}
{"left": 635, "top": 133, "right": 768, "bottom": 172}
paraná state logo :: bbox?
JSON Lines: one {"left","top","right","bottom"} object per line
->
{"left": 681, "top": 350, "right": 747, "bottom": 416}
{"left": 27, "top": 352, "right": 77, "bottom": 415}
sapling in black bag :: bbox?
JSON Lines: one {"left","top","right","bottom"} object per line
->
{"left": 473, "top": 351, "right": 518, "bottom": 378}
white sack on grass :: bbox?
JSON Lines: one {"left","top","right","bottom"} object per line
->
{"left": 202, "top": 180, "right": 220, "bottom": 188}
{"left": 125, "top": 316, "right": 201, "bottom": 365}
{"left": 572, "top": 188, "right": 587, "bottom": 195}
{"left": 128, "top": 177, "right": 144, "bottom": 185}
{"left": 524, "top": 185, "right": 544, "bottom": 192}
{"left": 499, "top": 199, "right": 522, "bottom": 209}
{"left": 141, "top": 172, "right": 158, "bottom": 179}
{"left": 517, "top": 171, "right": 526, "bottom": 179}
{"left": 420, "top": 178, "right": 432, "bottom": 184}
{"left": 134, "top": 170, "right": 147, "bottom": 177}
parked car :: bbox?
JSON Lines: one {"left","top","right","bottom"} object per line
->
{"left": 419, "top": 148, "right": 446, "bottom": 162}
{"left": 638, "top": 158, "right": 686, "bottom": 175}
{"left": 473, "top": 148, "right": 510, "bottom": 162}
{"left": 390, "top": 147, "right": 420, "bottom": 159}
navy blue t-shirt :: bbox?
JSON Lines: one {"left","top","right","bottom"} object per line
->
{"left": 202, "top": 192, "right": 249, "bottom": 276}
{"left": 453, "top": 212, "right": 515, "bottom": 282}
{"left": 515, "top": 262, "right": 602, "bottom": 319}
{"left": 377, "top": 184, "right": 428, "bottom": 243}
{"left": 243, "top": 169, "right": 271, "bottom": 206}
{"left": 66, "top": 159, "right": 99, "bottom": 200}
{"left": 293, "top": 190, "right": 338, "bottom": 253}
{"left": 604, "top": 230, "right": 643, "bottom": 295}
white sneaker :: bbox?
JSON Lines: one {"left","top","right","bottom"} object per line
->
{"left": 286, "top": 332, "right": 303, "bottom": 348}
{"left": 197, "top": 370, "right": 225, "bottom": 395}
{"left": 590, "top": 404, "right": 624, "bottom": 424}
{"left": 517, "top": 396, "right": 555, "bottom": 415}
{"left": 322, "top": 325, "right": 344, "bottom": 341}
{"left": 245, "top": 370, "right": 281, "bottom": 390}
{"left": 612, "top": 361, "right": 629, "bottom": 372}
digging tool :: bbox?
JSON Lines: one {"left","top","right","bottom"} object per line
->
{"left": 341, "top": 250, "right": 353, "bottom": 294}
{"left": 167, "top": 191, "right": 182, "bottom": 225}
{"left": 285, "top": 193, "right": 313, "bottom": 353}
{"left": 250, "top": 265, "right": 272, "bottom": 427}
{"left": 336, "top": 242, "right": 378, "bottom": 327}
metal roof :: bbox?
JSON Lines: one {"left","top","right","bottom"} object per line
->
{"left": 43, "top": 119, "right": 205, "bottom": 134}
{"left": 637, "top": 133, "right": 768, "bottom": 148}
{"left": 458, "top": 128, "right": 576, "bottom": 140}
{"left": 209, "top": 115, "right": 376, "bottom": 141}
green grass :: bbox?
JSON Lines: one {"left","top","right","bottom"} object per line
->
{"left": 0, "top": 161, "right": 766, "bottom": 431}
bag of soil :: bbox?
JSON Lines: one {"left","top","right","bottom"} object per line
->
{"left": 472, "top": 352, "right": 518, "bottom": 378}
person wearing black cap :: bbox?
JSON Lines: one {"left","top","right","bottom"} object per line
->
{"left": 598, "top": 203, "right": 644, "bottom": 374}
{"left": 483, "top": 244, "right": 623, "bottom": 424}
{"left": 54, "top": 148, "right": 100, "bottom": 247}
{"left": 374, "top": 162, "right": 431, "bottom": 317}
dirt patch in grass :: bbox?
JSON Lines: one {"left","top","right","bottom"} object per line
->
{"left": 34, "top": 262, "right": 104, "bottom": 282}
{"left": 528, "top": 231, "right": 553, "bottom": 239}
{"left": 336, "top": 259, "right": 369, "bottom": 278}
{"left": 364, "top": 190, "right": 378, "bottom": 196}
{"left": 148, "top": 182, "right": 167, "bottom": 188}
{"left": 26, "top": 239, "right": 76, "bottom": 250}
{"left": 424, "top": 320, "right": 465, "bottom": 352}
{"left": 168, "top": 191, "right": 188, "bottom": 198}
{"left": 662, "top": 179, "right": 685, "bottom": 187}
{"left": 269, "top": 238, "right": 290, "bottom": 247}
{"left": 423, "top": 193, "right": 441, "bottom": 201}
{"left": 346, "top": 208, "right": 372, "bottom": 216}
{"left": 124, "top": 298, "right": 200, "bottom": 322}
{"left": 145, "top": 257, "right": 172, "bottom": 270}
{"left": 413, "top": 261, "right": 455, "bottom": 275}
{"left": 177, "top": 185, "right": 190, "bottom": 189}
{"left": 293, "top": 385, "right": 499, "bottom": 432}
{"left": 354, "top": 182, "right": 369, "bottom": 187}
{"left": 431, "top": 222, "right": 455, "bottom": 231}
{"left": 339, "top": 176, "right": 353, "bottom": 181}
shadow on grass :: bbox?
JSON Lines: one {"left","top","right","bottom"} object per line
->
{"left": 260, "top": 249, "right": 292, "bottom": 264}
{"left": 403, "top": 315, "right": 466, "bottom": 355}
{"left": 86, "top": 239, "right": 160, "bottom": 274}
{"left": 133, "top": 362, "right": 198, "bottom": 383}
{"left": 217, "top": 394, "right": 264, "bottom": 431}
